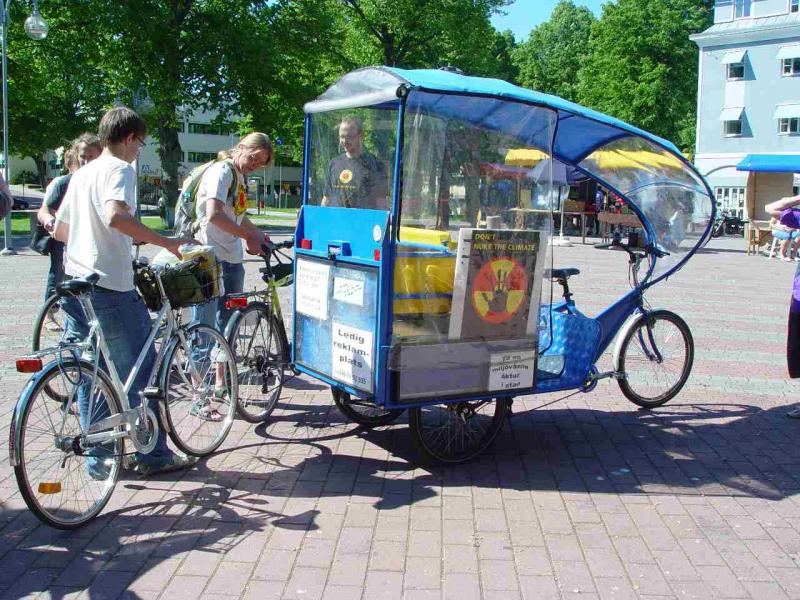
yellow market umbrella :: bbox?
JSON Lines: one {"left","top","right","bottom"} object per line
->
{"left": 504, "top": 148, "right": 549, "bottom": 167}
{"left": 587, "top": 149, "right": 684, "bottom": 172}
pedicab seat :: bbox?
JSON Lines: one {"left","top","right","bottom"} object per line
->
{"left": 394, "top": 227, "right": 456, "bottom": 315}
{"left": 544, "top": 268, "right": 580, "bottom": 281}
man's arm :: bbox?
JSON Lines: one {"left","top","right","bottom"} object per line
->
{"left": 105, "top": 201, "right": 185, "bottom": 256}
{"left": 765, "top": 195, "right": 800, "bottom": 218}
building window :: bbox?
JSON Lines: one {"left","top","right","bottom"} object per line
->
{"left": 715, "top": 187, "right": 746, "bottom": 219}
{"left": 188, "top": 122, "right": 233, "bottom": 136}
{"left": 792, "top": 0, "right": 799, "bottom": 13}
{"left": 783, "top": 57, "right": 800, "bottom": 76}
{"left": 187, "top": 151, "right": 218, "bottom": 163}
{"left": 735, "top": 0, "right": 751, "bottom": 18}
{"left": 727, "top": 62, "right": 745, "bottom": 80}
{"left": 795, "top": 185, "right": 800, "bottom": 195}
{"left": 724, "top": 119, "right": 742, "bottom": 136}
{"left": 779, "top": 118, "right": 800, "bottom": 134}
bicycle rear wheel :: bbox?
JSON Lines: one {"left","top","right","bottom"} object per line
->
{"left": 162, "top": 324, "right": 236, "bottom": 456}
{"left": 409, "top": 398, "right": 510, "bottom": 464}
{"left": 32, "top": 294, "right": 63, "bottom": 352}
{"left": 13, "top": 359, "right": 123, "bottom": 529}
{"left": 617, "top": 310, "right": 694, "bottom": 408}
{"left": 227, "top": 303, "right": 287, "bottom": 423}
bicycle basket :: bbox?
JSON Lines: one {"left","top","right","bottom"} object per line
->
{"left": 160, "top": 257, "right": 223, "bottom": 308}
{"left": 134, "top": 267, "right": 163, "bottom": 312}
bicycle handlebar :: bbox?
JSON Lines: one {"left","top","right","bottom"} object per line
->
{"left": 594, "top": 239, "right": 669, "bottom": 259}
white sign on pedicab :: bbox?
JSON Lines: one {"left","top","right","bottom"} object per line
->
{"left": 295, "top": 259, "right": 330, "bottom": 320}
{"left": 331, "top": 322, "right": 373, "bottom": 392}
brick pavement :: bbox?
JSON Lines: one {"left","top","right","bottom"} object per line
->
{"left": 1, "top": 234, "right": 800, "bottom": 599}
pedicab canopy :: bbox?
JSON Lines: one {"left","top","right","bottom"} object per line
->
{"left": 294, "top": 67, "right": 714, "bottom": 403}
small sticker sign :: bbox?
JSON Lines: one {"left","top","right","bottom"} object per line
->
{"left": 332, "top": 322, "right": 373, "bottom": 391}
{"left": 373, "top": 224, "right": 382, "bottom": 242}
{"left": 488, "top": 350, "right": 535, "bottom": 391}
{"left": 295, "top": 259, "right": 330, "bottom": 320}
{"left": 333, "top": 277, "right": 364, "bottom": 306}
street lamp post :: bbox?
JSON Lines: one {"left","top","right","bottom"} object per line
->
{"left": 1, "top": 0, "right": 47, "bottom": 256}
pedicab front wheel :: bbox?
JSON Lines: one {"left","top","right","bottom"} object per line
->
{"left": 617, "top": 310, "right": 694, "bottom": 408}
{"left": 409, "top": 397, "right": 511, "bottom": 464}
{"left": 331, "top": 388, "right": 404, "bottom": 427}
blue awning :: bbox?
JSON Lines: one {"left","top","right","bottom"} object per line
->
{"left": 737, "top": 154, "right": 800, "bottom": 173}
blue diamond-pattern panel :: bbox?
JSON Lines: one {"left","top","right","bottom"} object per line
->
{"left": 536, "top": 304, "right": 601, "bottom": 392}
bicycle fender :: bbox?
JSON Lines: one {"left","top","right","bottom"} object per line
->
{"left": 8, "top": 370, "right": 50, "bottom": 466}
{"left": 155, "top": 333, "right": 186, "bottom": 434}
{"left": 611, "top": 308, "right": 674, "bottom": 372}
{"left": 222, "top": 301, "right": 272, "bottom": 342}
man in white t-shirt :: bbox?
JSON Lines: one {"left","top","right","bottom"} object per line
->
{"left": 54, "top": 106, "right": 196, "bottom": 478}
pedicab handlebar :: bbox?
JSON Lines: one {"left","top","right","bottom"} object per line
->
{"left": 595, "top": 239, "right": 669, "bottom": 260}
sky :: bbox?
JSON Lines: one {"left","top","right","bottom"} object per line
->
{"left": 491, "top": 0, "right": 606, "bottom": 41}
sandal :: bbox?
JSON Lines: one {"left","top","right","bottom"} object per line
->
{"left": 189, "top": 399, "right": 224, "bottom": 422}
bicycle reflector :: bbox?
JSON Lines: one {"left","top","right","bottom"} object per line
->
{"left": 300, "top": 239, "right": 312, "bottom": 250}
{"left": 225, "top": 297, "right": 248, "bottom": 310}
{"left": 38, "top": 482, "right": 62, "bottom": 494}
{"left": 16, "top": 358, "right": 43, "bottom": 373}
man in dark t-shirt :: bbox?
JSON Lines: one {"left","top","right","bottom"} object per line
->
{"left": 322, "top": 117, "right": 388, "bottom": 209}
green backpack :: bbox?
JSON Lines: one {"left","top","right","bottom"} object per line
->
{"left": 173, "top": 159, "right": 234, "bottom": 237}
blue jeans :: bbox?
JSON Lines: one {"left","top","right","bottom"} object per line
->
{"left": 80, "top": 288, "right": 172, "bottom": 467}
{"left": 44, "top": 241, "right": 65, "bottom": 302}
{"left": 191, "top": 261, "right": 245, "bottom": 334}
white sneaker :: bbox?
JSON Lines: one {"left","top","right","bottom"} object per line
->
{"left": 44, "top": 310, "right": 62, "bottom": 332}
{"left": 782, "top": 256, "right": 792, "bottom": 262}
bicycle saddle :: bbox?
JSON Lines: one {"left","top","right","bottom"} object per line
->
{"left": 543, "top": 268, "right": 580, "bottom": 280}
{"left": 56, "top": 273, "right": 101, "bottom": 296}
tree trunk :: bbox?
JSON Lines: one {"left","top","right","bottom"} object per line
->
{"left": 33, "top": 156, "right": 47, "bottom": 188}
{"left": 158, "top": 117, "right": 182, "bottom": 212}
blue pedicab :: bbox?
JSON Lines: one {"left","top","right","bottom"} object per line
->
{"left": 291, "top": 67, "right": 716, "bottom": 464}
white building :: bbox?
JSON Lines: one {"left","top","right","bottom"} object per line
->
{"left": 691, "top": 0, "right": 800, "bottom": 221}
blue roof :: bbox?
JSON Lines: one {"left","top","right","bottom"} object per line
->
{"left": 304, "top": 66, "right": 682, "bottom": 165}
{"left": 385, "top": 68, "right": 682, "bottom": 163}
{"left": 737, "top": 154, "right": 800, "bottom": 173}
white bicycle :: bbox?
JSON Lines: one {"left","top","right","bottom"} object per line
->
{"left": 9, "top": 257, "right": 237, "bottom": 529}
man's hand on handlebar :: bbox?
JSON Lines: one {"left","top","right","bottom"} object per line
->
{"left": 246, "top": 231, "right": 271, "bottom": 256}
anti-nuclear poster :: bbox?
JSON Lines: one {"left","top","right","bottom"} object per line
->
{"left": 448, "top": 229, "right": 545, "bottom": 341}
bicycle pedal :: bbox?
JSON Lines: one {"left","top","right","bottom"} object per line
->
{"left": 142, "top": 387, "right": 162, "bottom": 400}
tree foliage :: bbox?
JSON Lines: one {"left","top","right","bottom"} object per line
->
{"left": 513, "top": 1, "right": 595, "bottom": 101}
{"left": 576, "top": 0, "right": 712, "bottom": 150}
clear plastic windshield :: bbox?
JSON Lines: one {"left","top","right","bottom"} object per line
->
{"left": 579, "top": 136, "right": 714, "bottom": 280}
{"left": 306, "top": 107, "right": 398, "bottom": 209}
{"left": 389, "top": 92, "right": 556, "bottom": 401}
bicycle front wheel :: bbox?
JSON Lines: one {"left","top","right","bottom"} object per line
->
{"left": 617, "top": 310, "right": 694, "bottom": 408}
{"left": 162, "top": 323, "right": 236, "bottom": 456}
{"left": 14, "top": 359, "right": 123, "bottom": 529}
{"left": 32, "top": 294, "right": 64, "bottom": 352}
{"left": 227, "top": 303, "right": 287, "bottom": 423}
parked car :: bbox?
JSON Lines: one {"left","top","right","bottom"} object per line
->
{"left": 12, "top": 198, "right": 29, "bottom": 210}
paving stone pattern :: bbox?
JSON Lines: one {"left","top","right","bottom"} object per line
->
{"left": 1, "top": 235, "right": 800, "bottom": 599}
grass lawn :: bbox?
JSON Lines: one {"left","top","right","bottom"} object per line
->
{"left": 10, "top": 214, "right": 33, "bottom": 235}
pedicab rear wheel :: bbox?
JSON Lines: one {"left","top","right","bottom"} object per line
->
{"left": 331, "top": 388, "right": 404, "bottom": 427}
{"left": 409, "top": 397, "right": 510, "bottom": 464}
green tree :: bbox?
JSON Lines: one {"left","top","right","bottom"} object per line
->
{"left": 513, "top": 0, "right": 595, "bottom": 101}
{"left": 4, "top": 1, "right": 110, "bottom": 184}
{"left": 330, "top": 0, "right": 512, "bottom": 74}
{"left": 577, "top": 0, "right": 712, "bottom": 150}
{"left": 99, "top": 0, "right": 336, "bottom": 206}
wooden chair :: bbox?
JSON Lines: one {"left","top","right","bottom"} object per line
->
{"left": 746, "top": 220, "right": 772, "bottom": 256}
